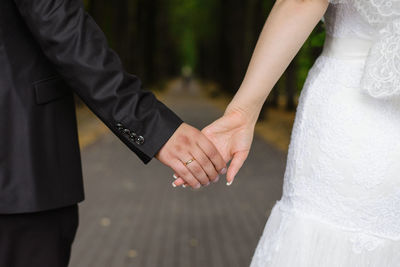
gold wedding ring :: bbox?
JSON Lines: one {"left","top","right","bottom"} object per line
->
{"left": 184, "top": 158, "right": 196, "bottom": 166}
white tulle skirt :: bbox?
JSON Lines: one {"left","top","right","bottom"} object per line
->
{"left": 250, "top": 201, "right": 400, "bottom": 267}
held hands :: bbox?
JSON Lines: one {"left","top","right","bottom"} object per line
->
{"left": 156, "top": 123, "right": 227, "bottom": 189}
{"left": 173, "top": 108, "right": 255, "bottom": 188}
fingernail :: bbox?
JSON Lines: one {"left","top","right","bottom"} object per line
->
{"left": 213, "top": 175, "right": 220, "bottom": 183}
{"left": 172, "top": 182, "right": 177, "bottom": 188}
{"left": 220, "top": 168, "right": 227, "bottom": 175}
{"left": 205, "top": 182, "right": 211, "bottom": 187}
{"left": 173, "top": 174, "right": 178, "bottom": 179}
{"left": 195, "top": 184, "right": 201, "bottom": 189}
{"left": 226, "top": 180, "right": 233, "bottom": 186}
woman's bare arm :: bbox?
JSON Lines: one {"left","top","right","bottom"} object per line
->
{"left": 173, "top": 0, "right": 330, "bottom": 186}
{"left": 226, "top": 0, "right": 329, "bottom": 122}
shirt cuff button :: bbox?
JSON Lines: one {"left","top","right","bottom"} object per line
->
{"left": 135, "top": 136, "right": 145, "bottom": 145}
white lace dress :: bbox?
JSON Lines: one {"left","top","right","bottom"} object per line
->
{"left": 250, "top": 1, "right": 400, "bottom": 266}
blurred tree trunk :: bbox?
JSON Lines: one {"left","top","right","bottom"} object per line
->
{"left": 83, "top": 0, "right": 323, "bottom": 101}
{"left": 85, "top": 0, "right": 179, "bottom": 87}
{"left": 285, "top": 60, "right": 297, "bottom": 111}
{"left": 137, "top": 0, "right": 155, "bottom": 83}
{"left": 218, "top": 0, "right": 246, "bottom": 94}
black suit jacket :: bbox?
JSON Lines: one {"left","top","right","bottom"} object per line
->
{"left": 0, "top": 0, "right": 183, "bottom": 213}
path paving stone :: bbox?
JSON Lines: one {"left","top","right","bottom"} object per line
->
{"left": 70, "top": 84, "right": 287, "bottom": 267}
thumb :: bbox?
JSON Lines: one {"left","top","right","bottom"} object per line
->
{"left": 226, "top": 151, "right": 249, "bottom": 186}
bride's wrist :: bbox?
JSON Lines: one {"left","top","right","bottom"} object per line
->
{"left": 225, "top": 84, "right": 267, "bottom": 126}
{"left": 225, "top": 103, "right": 259, "bottom": 127}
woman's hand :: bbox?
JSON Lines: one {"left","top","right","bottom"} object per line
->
{"left": 173, "top": 108, "right": 255, "bottom": 187}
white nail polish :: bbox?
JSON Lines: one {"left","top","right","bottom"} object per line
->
{"left": 173, "top": 174, "right": 178, "bottom": 179}
{"left": 182, "top": 184, "right": 186, "bottom": 188}
{"left": 226, "top": 181, "right": 233, "bottom": 186}
{"left": 172, "top": 182, "right": 177, "bottom": 188}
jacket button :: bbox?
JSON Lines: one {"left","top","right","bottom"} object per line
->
{"left": 135, "top": 136, "right": 145, "bottom": 145}
{"left": 129, "top": 132, "right": 137, "bottom": 140}
{"left": 123, "top": 129, "right": 131, "bottom": 135}
{"left": 116, "top": 123, "right": 124, "bottom": 131}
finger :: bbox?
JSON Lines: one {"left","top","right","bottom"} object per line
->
{"left": 172, "top": 175, "right": 192, "bottom": 188}
{"left": 184, "top": 157, "right": 210, "bottom": 186}
{"left": 226, "top": 151, "right": 249, "bottom": 186}
{"left": 173, "top": 177, "right": 185, "bottom": 187}
{"left": 197, "top": 135, "right": 227, "bottom": 174}
{"left": 171, "top": 160, "right": 201, "bottom": 189}
{"left": 190, "top": 148, "right": 220, "bottom": 183}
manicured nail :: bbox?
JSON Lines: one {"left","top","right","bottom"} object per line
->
{"left": 195, "top": 184, "right": 201, "bottom": 189}
{"left": 205, "top": 182, "right": 211, "bottom": 187}
{"left": 226, "top": 180, "right": 233, "bottom": 186}
{"left": 213, "top": 175, "right": 220, "bottom": 183}
{"left": 172, "top": 182, "right": 177, "bottom": 188}
{"left": 182, "top": 184, "right": 187, "bottom": 188}
{"left": 220, "top": 168, "right": 227, "bottom": 175}
{"left": 173, "top": 174, "right": 178, "bottom": 179}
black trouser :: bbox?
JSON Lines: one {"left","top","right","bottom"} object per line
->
{"left": 0, "top": 205, "right": 79, "bottom": 267}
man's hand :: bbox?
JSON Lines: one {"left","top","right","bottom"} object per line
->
{"left": 156, "top": 123, "right": 227, "bottom": 189}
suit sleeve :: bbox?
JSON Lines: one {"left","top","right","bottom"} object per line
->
{"left": 12, "top": 0, "right": 183, "bottom": 164}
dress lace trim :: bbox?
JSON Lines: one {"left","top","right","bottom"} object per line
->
{"left": 361, "top": 19, "right": 400, "bottom": 98}
{"left": 328, "top": 0, "right": 400, "bottom": 99}
{"left": 329, "top": 0, "right": 400, "bottom": 25}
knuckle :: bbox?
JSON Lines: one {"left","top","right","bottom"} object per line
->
{"left": 177, "top": 135, "right": 191, "bottom": 146}
{"left": 196, "top": 175, "right": 206, "bottom": 183}
{"left": 176, "top": 166, "right": 188, "bottom": 177}
{"left": 181, "top": 169, "right": 190, "bottom": 177}
{"left": 200, "top": 173, "right": 210, "bottom": 182}
{"left": 182, "top": 178, "right": 191, "bottom": 185}
{"left": 189, "top": 180, "right": 199, "bottom": 188}
{"left": 203, "top": 163, "right": 216, "bottom": 173}
{"left": 207, "top": 148, "right": 217, "bottom": 159}
{"left": 200, "top": 179, "right": 209, "bottom": 185}
{"left": 215, "top": 157, "right": 225, "bottom": 167}
{"left": 198, "top": 157, "right": 209, "bottom": 167}
{"left": 191, "top": 165, "right": 203, "bottom": 175}
{"left": 172, "top": 161, "right": 183, "bottom": 170}
{"left": 216, "top": 161, "right": 225, "bottom": 170}
{"left": 199, "top": 177, "right": 210, "bottom": 185}
{"left": 181, "top": 175, "right": 193, "bottom": 184}
{"left": 207, "top": 169, "right": 218, "bottom": 179}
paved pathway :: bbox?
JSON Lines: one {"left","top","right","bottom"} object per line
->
{"left": 70, "top": 81, "right": 287, "bottom": 267}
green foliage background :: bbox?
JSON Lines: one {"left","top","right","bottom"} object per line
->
{"left": 85, "top": 0, "right": 326, "bottom": 109}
